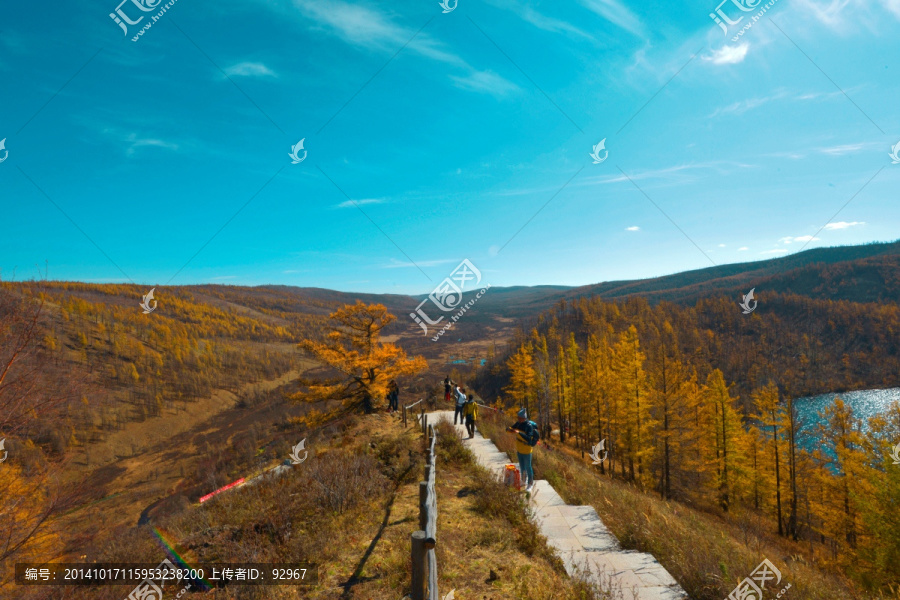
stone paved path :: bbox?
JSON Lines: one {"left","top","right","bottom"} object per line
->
{"left": 430, "top": 410, "right": 689, "bottom": 600}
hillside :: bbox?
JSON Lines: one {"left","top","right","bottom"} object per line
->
{"left": 3, "top": 239, "right": 900, "bottom": 598}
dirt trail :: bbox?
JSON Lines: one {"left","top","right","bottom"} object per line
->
{"left": 75, "top": 367, "right": 305, "bottom": 471}
{"left": 58, "top": 364, "right": 312, "bottom": 539}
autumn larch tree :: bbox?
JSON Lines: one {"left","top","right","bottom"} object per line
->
{"left": 294, "top": 301, "right": 426, "bottom": 423}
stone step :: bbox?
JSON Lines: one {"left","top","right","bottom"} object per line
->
{"left": 563, "top": 551, "right": 687, "bottom": 599}
{"left": 426, "top": 411, "right": 688, "bottom": 600}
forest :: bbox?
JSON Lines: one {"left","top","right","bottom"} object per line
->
{"left": 476, "top": 293, "right": 900, "bottom": 590}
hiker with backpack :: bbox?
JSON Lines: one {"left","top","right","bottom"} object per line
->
{"left": 506, "top": 408, "right": 539, "bottom": 491}
{"left": 454, "top": 385, "right": 467, "bottom": 425}
{"left": 463, "top": 393, "right": 478, "bottom": 438}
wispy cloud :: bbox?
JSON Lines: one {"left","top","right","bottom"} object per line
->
{"left": 886, "top": 0, "right": 900, "bottom": 17}
{"left": 291, "top": 0, "right": 464, "bottom": 65}
{"left": 819, "top": 143, "right": 867, "bottom": 155}
{"left": 519, "top": 6, "right": 594, "bottom": 39}
{"left": 738, "top": 247, "right": 749, "bottom": 251}
{"left": 383, "top": 258, "right": 458, "bottom": 269}
{"left": 780, "top": 235, "right": 820, "bottom": 244}
{"left": 824, "top": 221, "right": 865, "bottom": 230}
{"left": 579, "top": 0, "right": 644, "bottom": 35}
{"left": 713, "top": 89, "right": 849, "bottom": 117}
{"left": 450, "top": 70, "right": 520, "bottom": 97}
{"left": 290, "top": 0, "right": 518, "bottom": 96}
{"left": 335, "top": 198, "right": 385, "bottom": 209}
{"left": 224, "top": 61, "right": 277, "bottom": 78}
{"left": 706, "top": 43, "right": 749, "bottom": 65}
{"left": 626, "top": 226, "right": 640, "bottom": 231}
{"left": 124, "top": 133, "right": 179, "bottom": 156}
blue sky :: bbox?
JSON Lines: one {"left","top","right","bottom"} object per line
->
{"left": 1, "top": 0, "right": 898, "bottom": 294}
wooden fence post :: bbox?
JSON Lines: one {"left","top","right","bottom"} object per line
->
{"left": 419, "top": 481, "right": 428, "bottom": 531}
{"left": 410, "top": 531, "right": 426, "bottom": 600}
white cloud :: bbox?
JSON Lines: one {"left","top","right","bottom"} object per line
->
{"left": 886, "top": 0, "right": 900, "bottom": 17}
{"left": 224, "top": 61, "right": 277, "bottom": 78}
{"left": 383, "top": 258, "right": 459, "bottom": 269}
{"left": 291, "top": 0, "right": 519, "bottom": 97}
{"left": 626, "top": 226, "right": 640, "bottom": 231}
{"left": 780, "top": 235, "right": 820, "bottom": 244}
{"left": 519, "top": 6, "right": 593, "bottom": 39}
{"left": 450, "top": 70, "right": 520, "bottom": 97}
{"left": 738, "top": 247, "right": 749, "bottom": 251}
{"left": 292, "top": 0, "right": 462, "bottom": 65}
{"left": 793, "top": 235, "right": 819, "bottom": 243}
{"left": 824, "top": 221, "right": 865, "bottom": 230}
{"left": 335, "top": 198, "right": 385, "bottom": 209}
{"left": 125, "top": 134, "right": 179, "bottom": 155}
{"left": 706, "top": 43, "right": 749, "bottom": 65}
{"left": 579, "top": 0, "right": 644, "bottom": 35}
{"left": 761, "top": 249, "right": 789, "bottom": 255}
{"left": 819, "top": 143, "right": 866, "bottom": 155}
{"left": 718, "top": 244, "right": 726, "bottom": 248}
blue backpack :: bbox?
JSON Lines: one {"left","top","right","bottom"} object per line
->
{"left": 525, "top": 421, "right": 540, "bottom": 446}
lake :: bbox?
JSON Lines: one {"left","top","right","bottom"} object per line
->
{"left": 795, "top": 387, "right": 900, "bottom": 431}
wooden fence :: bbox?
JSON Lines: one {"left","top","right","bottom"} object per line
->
{"left": 403, "top": 398, "right": 425, "bottom": 428}
{"left": 410, "top": 421, "right": 438, "bottom": 600}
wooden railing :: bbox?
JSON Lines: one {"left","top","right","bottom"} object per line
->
{"left": 410, "top": 422, "right": 438, "bottom": 600}
{"left": 403, "top": 398, "right": 425, "bottom": 428}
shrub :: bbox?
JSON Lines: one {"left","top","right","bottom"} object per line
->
{"left": 302, "top": 450, "right": 388, "bottom": 514}
{"left": 435, "top": 421, "right": 473, "bottom": 467}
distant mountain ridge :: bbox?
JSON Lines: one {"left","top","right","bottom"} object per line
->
{"left": 461, "top": 240, "right": 900, "bottom": 318}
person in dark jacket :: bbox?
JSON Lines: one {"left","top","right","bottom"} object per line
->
{"left": 387, "top": 380, "right": 399, "bottom": 412}
{"left": 444, "top": 376, "right": 452, "bottom": 403}
{"left": 506, "top": 408, "right": 537, "bottom": 491}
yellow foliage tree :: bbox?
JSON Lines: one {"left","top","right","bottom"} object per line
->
{"left": 294, "top": 302, "right": 426, "bottom": 424}
{"left": 505, "top": 343, "right": 536, "bottom": 415}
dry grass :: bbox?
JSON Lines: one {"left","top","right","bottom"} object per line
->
{"left": 475, "top": 409, "right": 888, "bottom": 600}
{"left": 26, "top": 412, "right": 614, "bottom": 600}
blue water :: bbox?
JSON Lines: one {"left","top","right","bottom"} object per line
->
{"left": 794, "top": 388, "right": 900, "bottom": 456}
{"left": 795, "top": 387, "right": 900, "bottom": 430}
